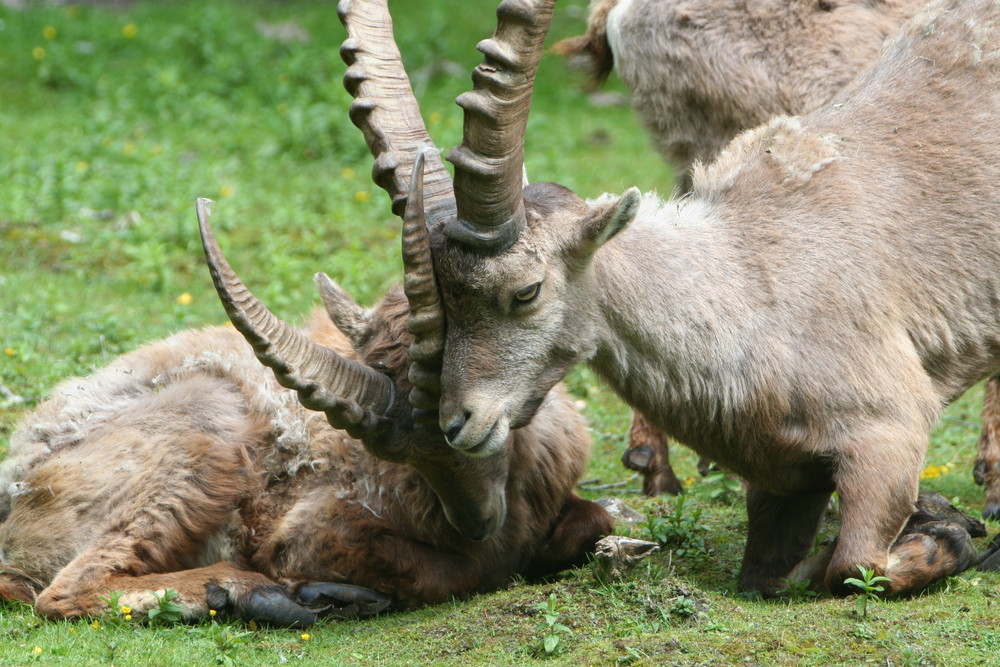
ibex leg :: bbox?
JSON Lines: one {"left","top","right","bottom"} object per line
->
{"left": 737, "top": 486, "right": 831, "bottom": 596}
{"left": 622, "top": 411, "right": 683, "bottom": 495}
{"left": 826, "top": 431, "right": 977, "bottom": 594}
{"left": 975, "top": 375, "right": 1000, "bottom": 519}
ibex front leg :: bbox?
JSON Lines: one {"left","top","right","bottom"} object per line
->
{"left": 826, "top": 430, "right": 977, "bottom": 595}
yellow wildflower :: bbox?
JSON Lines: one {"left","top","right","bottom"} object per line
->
{"left": 341, "top": 167, "right": 356, "bottom": 180}
{"left": 209, "top": 609, "right": 217, "bottom": 617}
{"left": 43, "top": 26, "right": 57, "bottom": 41}
{"left": 301, "top": 633, "right": 311, "bottom": 641}
{"left": 91, "top": 620, "right": 100, "bottom": 630}
{"left": 75, "top": 161, "right": 89, "bottom": 173}
{"left": 354, "top": 190, "right": 371, "bottom": 204}
{"left": 919, "top": 464, "right": 950, "bottom": 480}
{"left": 122, "top": 24, "right": 138, "bottom": 39}
{"left": 32, "top": 46, "right": 46, "bottom": 61}
{"left": 31, "top": 647, "right": 42, "bottom": 655}
{"left": 120, "top": 605, "right": 132, "bottom": 615}
{"left": 4, "top": 348, "right": 13, "bottom": 356}
{"left": 683, "top": 476, "right": 696, "bottom": 487}
{"left": 428, "top": 111, "right": 443, "bottom": 126}
{"left": 176, "top": 292, "right": 193, "bottom": 306}
{"left": 124, "top": 614, "right": 132, "bottom": 621}
{"left": 219, "top": 185, "right": 235, "bottom": 198}
{"left": 123, "top": 141, "right": 136, "bottom": 156}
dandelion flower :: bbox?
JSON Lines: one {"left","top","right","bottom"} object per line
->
{"left": 354, "top": 190, "right": 371, "bottom": 204}
{"left": 683, "top": 476, "right": 696, "bottom": 487}
{"left": 124, "top": 614, "right": 132, "bottom": 621}
{"left": 120, "top": 605, "right": 132, "bottom": 615}
{"left": 176, "top": 292, "right": 193, "bottom": 306}
{"left": 341, "top": 167, "right": 356, "bottom": 180}
{"left": 75, "top": 161, "right": 89, "bottom": 174}
{"left": 220, "top": 186, "right": 235, "bottom": 198}
{"left": 121, "top": 23, "right": 138, "bottom": 39}
{"left": 32, "top": 46, "right": 46, "bottom": 61}
{"left": 301, "top": 633, "right": 311, "bottom": 641}
{"left": 209, "top": 609, "right": 217, "bottom": 617}
{"left": 31, "top": 647, "right": 43, "bottom": 656}
{"left": 91, "top": 620, "right": 100, "bottom": 630}
{"left": 43, "top": 26, "right": 57, "bottom": 41}
{"left": 429, "top": 111, "right": 443, "bottom": 126}
{"left": 4, "top": 348, "right": 13, "bottom": 356}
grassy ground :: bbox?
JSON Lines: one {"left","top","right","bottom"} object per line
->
{"left": 0, "top": 1, "right": 997, "bottom": 665}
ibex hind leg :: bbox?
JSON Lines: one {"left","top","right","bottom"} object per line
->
{"left": 622, "top": 411, "right": 683, "bottom": 495}
{"left": 825, "top": 432, "right": 976, "bottom": 595}
{"left": 737, "top": 487, "right": 832, "bottom": 596}
{"left": 33, "top": 433, "right": 253, "bottom": 620}
{"left": 974, "top": 375, "right": 1000, "bottom": 519}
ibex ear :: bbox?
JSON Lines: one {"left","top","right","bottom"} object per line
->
{"left": 314, "top": 272, "right": 373, "bottom": 350}
{"left": 575, "top": 187, "right": 641, "bottom": 257}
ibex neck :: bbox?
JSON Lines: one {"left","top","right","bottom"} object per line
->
{"left": 589, "top": 197, "right": 774, "bottom": 450}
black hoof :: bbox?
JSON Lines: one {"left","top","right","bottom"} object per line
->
{"left": 909, "top": 520, "right": 979, "bottom": 574}
{"left": 622, "top": 445, "right": 654, "bottom": 472}
{"left": 206, "top": 583, "right": 317, "bottom": 628}
{"left": 983, "top": 504, "right": 1000, "bottom": 521}
{"left": 978, "top": 533, "right": 1000, "bottom": 571}
{"left": 909, "top": 491, "right": 986, "bottom": 538}
{"left": 295, "top": 582, "right": 393, "bottom": 619}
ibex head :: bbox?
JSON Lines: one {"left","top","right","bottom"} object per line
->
{"left": 197, "top": 181, "right": 509, "bottom": 541}
{"left": 339, "top": 0, "right": 640, "bottom": 456}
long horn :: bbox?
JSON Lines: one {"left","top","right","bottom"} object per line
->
{"left": 339, "top": 0, "right": 447, "bottom": 424}
{"left": 444, "top": 0, "right": 556, "bottom": 253}
{"left": 197, "top": 199, "right": 395, "bottom": 434}
{"left": 338, "top": 0, "right": 456, "bottom": 224}
{"left": 402, "top": 151, "right": 444, "bottom": 424}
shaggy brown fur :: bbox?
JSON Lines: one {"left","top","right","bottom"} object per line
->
{"left": 0, "top": 290, "right": 612, "bottom": 624}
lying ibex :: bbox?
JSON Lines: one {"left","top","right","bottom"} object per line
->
{"left": 557, "top": 0, "right": 936, "bottom": 498}
{"left": 0, "top": 199, "right": 613, "bottom": 623}
{"left": 345, "top": 0, "right": 998, "bottom": 596}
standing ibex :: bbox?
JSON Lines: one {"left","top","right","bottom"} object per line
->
{"left": 556, "top": 0, "right": 939, "bottom": 498}
{"left": 346, "top": 0, "right": 999, "bottom": 596}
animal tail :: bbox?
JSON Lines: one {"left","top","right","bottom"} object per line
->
{"left": 551, "top": 0, "right": 618, "bottom": 86}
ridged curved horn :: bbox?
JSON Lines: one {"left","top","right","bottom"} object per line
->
{"left": 445, "top": 0, "right": 556, "bottom": 253}
{"left": 402, "top": 151, "right": 445, "bottom": 423}
{"left": 338, "top": 0, "right": 456, "bottom": 224}
{"left": 196, "top": 199, "right": 395, "bottom": 428}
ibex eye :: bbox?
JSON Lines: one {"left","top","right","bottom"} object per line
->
{"left": 514, "top": 282, "right": 541, "bottom": 304}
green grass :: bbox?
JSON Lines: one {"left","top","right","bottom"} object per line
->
{"left": 0, "top": 1, "right": 997, "bottom": 665}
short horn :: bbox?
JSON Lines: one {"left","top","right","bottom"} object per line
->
{"left": 445, "top": 0, "right": 556, "bottom": 253}
{"left": 196, "top": 199, "right": 395, "bottom": 430}
{"left": 402, "top": 151, "right": 445, "bottom": 423}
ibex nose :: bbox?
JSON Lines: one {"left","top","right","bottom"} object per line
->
{"left": 443, "top": 411, "right": 468, "bottom": 445}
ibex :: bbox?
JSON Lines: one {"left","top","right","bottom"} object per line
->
{"left": 348, "top": 0, "right": 998, "bottom": 596}
{"left": 0, "top": 193, "right": 613, "bottom": 623}
{"left": 556, "top": 0, "right": 957, "bottom": 499}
